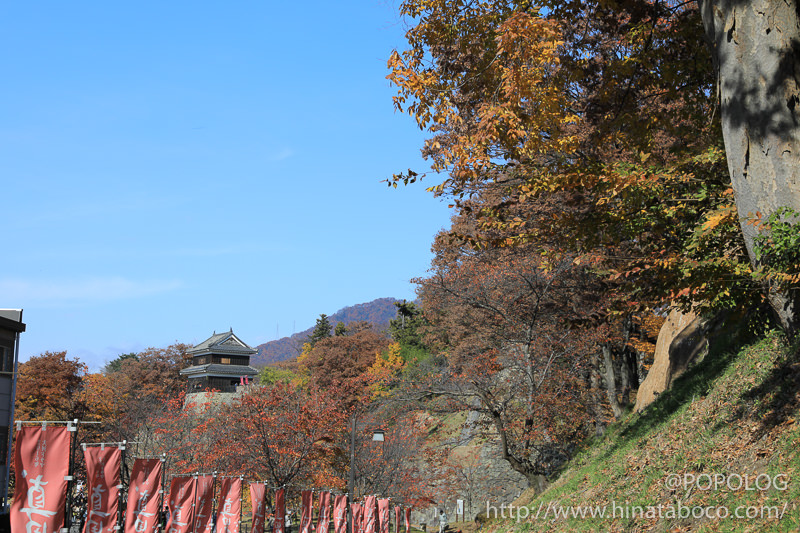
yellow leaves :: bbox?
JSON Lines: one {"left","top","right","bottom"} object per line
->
{"left": 702, "top": 212, "right": 728, "bottom": 232}
{"left": 388, "top": 1, "right": 580, "bottom": 190}
{"left": 426, "top": 182, "right": 447, "bottom": 194}
{"left": 366, "top": 342, "right": 406, "bottom": 398}
{"left": 698, "top": 204, "right": 736, "bottom": 235}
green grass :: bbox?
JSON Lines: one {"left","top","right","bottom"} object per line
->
{"left": 481, "top": 329, "right": 800, "bottom": 532}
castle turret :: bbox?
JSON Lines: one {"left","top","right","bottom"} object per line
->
{"left": 179, "top": 329, "right": 258, "bottom": 392}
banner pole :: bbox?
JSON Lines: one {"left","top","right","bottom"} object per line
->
{"left": 117, "top": 441, "right": 126, "bottom": 533}
{"left": 347, "top": 412, "right": 356, "bottom": 533}
{"left": 160, "top": 454, "right": 167, "bottom": 531}
{"left": 192, "top": 473, "right": 199, "bottom": 533}
{"left": 64, "top": 419, "right": 79, "bottom": 533}
{"left": 211, "top": 471, "right": 218, "bottom": 533}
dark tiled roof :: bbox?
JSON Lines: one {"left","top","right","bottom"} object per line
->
{"left": 188, "top": 330, "right": 257, "bottom": 356}
{"left": 180, "top": 364, "right": 259, "bottom": 377}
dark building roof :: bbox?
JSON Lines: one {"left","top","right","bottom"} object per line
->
{"left": 180, "top": 364, "right": 259, "bottom": 378}
{"left": 0, "top": 309, "right": 25, "bottom": 333}
{"left": 188, "top": 329, "right": 257, "bottom": 357}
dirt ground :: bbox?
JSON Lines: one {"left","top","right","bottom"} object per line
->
{"left": 411, "top": 522, "right": 482, "bottom": 533}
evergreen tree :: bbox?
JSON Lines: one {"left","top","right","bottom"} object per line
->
{"left": 389, "top": 301, "right": 428, "bottom": 350}
{"left": 308, "top": 314, "right": 332, "bottom": 347}
{"left": 334, "top": 322, "right": 348, "bottom": 336}
{"left": 102, "top": 352, "right": 139, "bottom": 374}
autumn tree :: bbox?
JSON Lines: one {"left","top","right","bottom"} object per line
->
{"left": 79, "top": 343, "right": 193, "bottom": 445}
{"left": 411, "top": 233, "right": 604, "bottom": 487}
{"left": 440, "top": 447, "right": 518, "bottom": 518}
{"left": 349, "top": 408, "right": 437, "bottom": 505}
{"left": 16, "top": 351, "right": 87, "bottom": 421}
{"left": 79, "top": 372, "right": 133, "bottom": 442}
{"left": 301, "top": 330, "right": 392, "bottom": 407}
{"left": 258, "top": 364, "right": 297, "bottom": 386}
{"left": 208, "top": 382, "right": 347, "bottom": 488}
{"left": 388, "top": 0, "right": 764, "bottom": 326}
{"left": 139, "top": 391, "right": 222, "bottom": 473}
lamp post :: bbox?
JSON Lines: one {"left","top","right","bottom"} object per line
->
{"left": 348, "top": 414, "right": 357, "bottom": 508}
{"left": 347, "top": 414, "right": 385, "bottom": 531}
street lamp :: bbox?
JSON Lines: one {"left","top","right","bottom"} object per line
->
{"left": 347, "top": 415, "right": 385, "bottom": 529}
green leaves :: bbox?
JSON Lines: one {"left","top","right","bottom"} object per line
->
{"left": 752, "top": 207, "right": 800, "bottom": 292}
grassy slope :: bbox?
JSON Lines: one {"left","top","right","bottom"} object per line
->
{"left": 479, "top": 331, "right": 800, "bottom": 532}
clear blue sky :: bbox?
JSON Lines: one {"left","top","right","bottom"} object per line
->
{"left": 1, "top": 1, "right": 452, "bottom": 371}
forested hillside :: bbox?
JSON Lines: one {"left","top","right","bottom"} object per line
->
{"left": 252, "top": 297, "right": 402, "bottom": 365}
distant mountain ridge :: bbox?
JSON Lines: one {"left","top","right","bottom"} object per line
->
{"left": 252, "top": 297, "right": 402, "bottom": 366}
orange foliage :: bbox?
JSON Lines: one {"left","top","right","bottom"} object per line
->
{"left": 15, "top": 351, "right": 86, "bottom": 421}
{"left": 206, "top": 382, "right": 347, "bottom": 489}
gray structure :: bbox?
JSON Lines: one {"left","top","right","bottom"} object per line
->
{"left": 179, "top": 329, "right": 259, "bottom": 392}
{"left": 0, "top": 310, "right": 25, "bottom": 513}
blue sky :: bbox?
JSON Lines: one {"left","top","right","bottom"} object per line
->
{"left": 1, "top": 1, "right": 452, "bottom": 371}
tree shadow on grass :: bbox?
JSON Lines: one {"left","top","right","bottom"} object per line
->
{"left": 599, "top": 318, "right": 760, "bottom": 459}
{"left": 723, "top": 337, "right": 800, "bottom": 439}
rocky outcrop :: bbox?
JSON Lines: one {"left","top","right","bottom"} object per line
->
{"left": 410, "top": 410, "right": 528, "bottom": 528}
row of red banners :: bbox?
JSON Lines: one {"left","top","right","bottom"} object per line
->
{"left": 9, "top": 426, "right": 412, "bottom": 533}
{"left": 239, "top": 487, "right": 411, "bottom": 533}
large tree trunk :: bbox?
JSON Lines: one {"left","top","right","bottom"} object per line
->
{"left": 600, "top": 344, "right": 624, "bottom": 419}
{"left": 589, "top": 353, "right": 606, "bottom": 436}
{"left": 698, "top": 0, "right": 800, "bottom": 335}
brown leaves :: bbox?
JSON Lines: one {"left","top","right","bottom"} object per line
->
{"left": 302, "top": 330, "right": 392, "bottom": 408}
{"left": 213, "top": 383, "right": 348, "bottom": 488}
{"left": 15, "top": 351, "right": 87, "bottom": 421}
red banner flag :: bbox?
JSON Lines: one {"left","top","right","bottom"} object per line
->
{"left": 215, "top": 478, "right": 242, "bottom": 533}
{"left": 299, "top": 490, "right": 313, "bottom": 533}
{"left": 332, "top": 495, "right": 347, "bottom": 533}
{"left": 362, "top": 496, "right": 377, "bottom": 533}
{"left": 403, "top": 508, "right": 411, "bottom": 533}
{"left": 10, "top": 426, "right": 71, "bottom": 533}
{"left": 377, "top": 499, "right": 389, "bottom": 533}
{"left": 193, "top": 475, "right": 215, "bottom": 533}
{"left": 83, "top": 445, "right": 122, "bottom": 533}
{"left": 393, "top": 507, "right": 400, "bottom": 533}
{"left": 350, "top": 503, "right": 362, "bottom": 533}
{"left": 166, "top": 476, "right": 197, "bottom": 533}
{"left": 315, "top": 492, "right": 330, "bottom": 533}
{"left": 249, "top": 483, "right": 266, "bottom": 533}
{"left": 273, "top": 488, "right": 285, "bottom": 533}
{"left": 124, "top": 459, "right": 162, "bottom": 533}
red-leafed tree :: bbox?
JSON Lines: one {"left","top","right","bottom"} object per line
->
{"left": 208, "top": 382, "right": 347, "bottom": 489}
{"left": 414, "top": 229, "right": 604, "bottom": 487}
{"left": 140, "top": 391, "right": 221, "bottom": 474}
